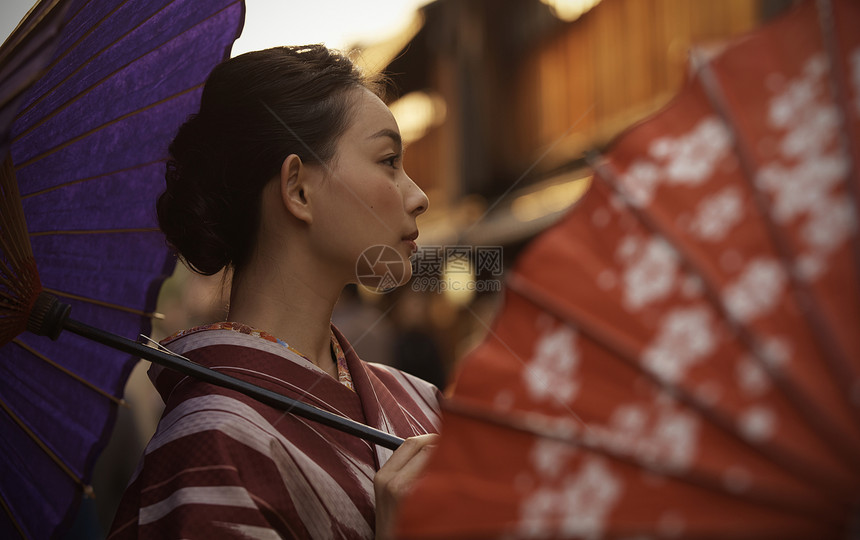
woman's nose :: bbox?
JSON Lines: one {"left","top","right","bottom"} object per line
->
{"left": 404, "top": 174, "right": 429, "bottom": 216}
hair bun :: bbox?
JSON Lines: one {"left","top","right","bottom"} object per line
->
{"left": 157, "top": 45, "right": 381, "bottom": 277}
{"left": 157, "top": 114, "right": 233, "bottom": 275}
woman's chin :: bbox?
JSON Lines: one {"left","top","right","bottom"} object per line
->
{"left": 352, "top": 242, "right": 413, "bottom": 294}
{"left": 398, "top": 267, "right": 413, "bottom": 286}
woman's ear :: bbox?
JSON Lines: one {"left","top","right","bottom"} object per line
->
{"left": 280, "top": 154, "right": 313, "bottom": 224}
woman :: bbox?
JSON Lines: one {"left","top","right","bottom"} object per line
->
{"left": 109, "top": 45, "right": 440, "bottom": 539}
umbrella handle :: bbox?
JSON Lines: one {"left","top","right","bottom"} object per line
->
{"left": 29, "top": 293, "right": 404, "bottom": 450}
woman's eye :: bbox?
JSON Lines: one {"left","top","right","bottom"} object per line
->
{"left": 382, "top": 155, "right": 400, "bottom": 169}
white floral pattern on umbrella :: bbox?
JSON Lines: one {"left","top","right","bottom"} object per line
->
{"left": 396, "top": 1, "right": 860, "bottom": 537}
{"left": 688, "top": 187, "right": 744, "bottom": 242}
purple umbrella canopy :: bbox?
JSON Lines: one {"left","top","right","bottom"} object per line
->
{"left": 0, "top": 0, "right": 73, "bottom": 163}
{"left": 0, "top": 0, "right": 245, "bottom": 537}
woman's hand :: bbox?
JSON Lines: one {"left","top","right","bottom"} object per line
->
{"left": 374, "top": 434, "right": 439, "bottom": 540}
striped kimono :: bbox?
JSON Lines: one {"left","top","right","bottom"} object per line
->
{"left": 109, "top": 324, "right": 442, "bottom": 539}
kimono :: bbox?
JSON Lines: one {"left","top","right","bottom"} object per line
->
{"left": 108, "top": 322, "right": 442, "bottom": 539}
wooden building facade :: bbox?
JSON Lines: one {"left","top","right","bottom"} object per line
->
{"left": 385, "top": 0, "right": 793, "bottom": 246}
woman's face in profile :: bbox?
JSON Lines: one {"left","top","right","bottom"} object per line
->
{"left": 308, "top": 87, "right": 429, "bottom": 285}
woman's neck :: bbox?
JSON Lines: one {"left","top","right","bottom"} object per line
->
{"left": 226, "top": 256, "right": 343, "bottom": 378}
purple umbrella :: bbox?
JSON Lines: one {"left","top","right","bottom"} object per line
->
{"left": 1, "top": 2, "right": 408, "bottom": 538}
{"left": 0, "top": 0, "right": 244, "bottom": 537}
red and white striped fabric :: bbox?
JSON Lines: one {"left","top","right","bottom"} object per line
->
{"left": 109, "top": 324, "right": 441, "bottom": 539}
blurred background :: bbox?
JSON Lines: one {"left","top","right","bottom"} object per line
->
{"left": 0, "top": 0, "right": 799, "bottom": 537}
{"left": 147, "top": 0, "right": 798, "bottom": 392}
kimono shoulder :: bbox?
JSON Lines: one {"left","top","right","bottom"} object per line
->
{"left": 109, "top": 325, "right": 442, "bottom": 539}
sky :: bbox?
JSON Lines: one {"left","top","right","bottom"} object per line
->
{"left": 0, "top": 0, "right": 430, "bottom": 53}
{"left": 232, "top": 0, "right": 430, "bottom": 55}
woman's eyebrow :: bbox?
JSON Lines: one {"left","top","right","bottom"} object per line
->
{"left": 368, "top": 128, "right": 402, "bottom": 150}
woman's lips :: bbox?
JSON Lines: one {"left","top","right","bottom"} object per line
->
{"left": 402, "top": 231, "right": 419, "bottom": 253}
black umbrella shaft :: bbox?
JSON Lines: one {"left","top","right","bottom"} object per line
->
{"left": 62, "top": 317, "right": 404, "bottom": 450}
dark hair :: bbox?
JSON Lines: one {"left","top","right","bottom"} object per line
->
{"left": 157, "top": 45, "right": 382, "bottom": 275}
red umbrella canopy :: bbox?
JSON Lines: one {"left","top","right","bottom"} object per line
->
{"left": 395, "top": 0, "right": 860, "bottom": 538}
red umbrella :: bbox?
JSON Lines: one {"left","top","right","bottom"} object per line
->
{"left": 396, "top": 0, "right": 860, "bottom": 537}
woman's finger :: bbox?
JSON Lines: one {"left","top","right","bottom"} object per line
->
{"left": 378, "top": 433, "right": 438, "bottom": 474}
{"left": 374, "top": 434, "right": 439, "bottom": 540}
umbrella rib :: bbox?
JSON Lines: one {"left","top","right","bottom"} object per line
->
{"left": 13, "top": 84, "right": 201, "bottom": 171}
{"left": 0, "top": 157, "right": 35, "bottom": 269}
{"left": 0, "top": 251, "right": 36, "bottom": 300}
{"left": 29, "top": 227, "right": 159, "bottom": 236}
{"left": 0, "top": 490, "right": 27, "bottom": 540}
{"left": 442, "top": 396, "right": 845, "bottom": 525}
{"left": 0, "top": 283, "right": 39, "bottom": 319}
{"left": 0, "top": 396, "right": 94, "bottom": 498}
{"left": 28, "top": 0, "right": 124, "bottom": 77}
{"left": 12, "top": 0, "right": 241, "bottom": 143}
{"left": 589, "top": 157, "right": 860, "bottom": 485}
{"left": 9, "top": 0, "right": 137, "bottom": 126}
{"left": 0, "top": 292, "right": 25, "bottom": 309}
{"left": 817, "top": 0, "right": 860, "bottom": 285}
{"left": 0, "top": 275, "right": 38, "bottom": 315}
{"left": 0, "top": 0, "right": 66, "bottom": 70}
{"left": 464, "top": 301, "right": 595, "bottom": 437}
{"left": 0, "top": 66, "right": 47, "bottom": 114}
{"left": 506, "top": 272, "right": 641, "bottom": 360}
{"left": 0, "top": 156, "right": 42, "bottom": 345}
{"left": 42, "top": 287, "right": 161, "bottom": 319}
{"left": 19, "top": 158, "right": 164, "bottom": 200}
{"left": 0, "top": 254, "right": 33, "bottom": 295}
{"left": 11, "top": 338, "right": 126, "bottom": 407}
{"left": 695, "top": 49, "right": 860, "bottom": 429}
{"left": 0, "top": 225, "right": 29, "bottom": 273}
{"left": 508, "top": 269, "right": 855, "bottom": 497}
{"left": 0, "top": 249, "right": 38, "bottom": 290}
